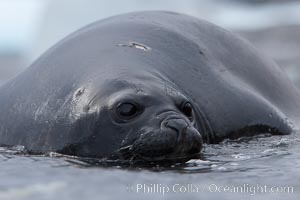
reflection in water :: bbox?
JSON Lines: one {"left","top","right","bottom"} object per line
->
{"left": 0, "top": 131, "right": 299, "bottom": 199}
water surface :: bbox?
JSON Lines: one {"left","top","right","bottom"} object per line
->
{"left": 1, "top": 131, "right": 299, "bottom": 200}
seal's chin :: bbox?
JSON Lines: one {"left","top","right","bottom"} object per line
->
{"left": 116, "top": 123, "right": 203, "bottom": 164}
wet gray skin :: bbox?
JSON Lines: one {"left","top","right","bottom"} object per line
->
{"left": 1, "top": 11, "right": 300, "bottom": 164}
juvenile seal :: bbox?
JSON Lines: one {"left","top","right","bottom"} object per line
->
{"left": 0, "top": 11, "right": 300, "bottom": 163}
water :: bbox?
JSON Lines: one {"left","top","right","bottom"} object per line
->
{"left": 0, "top": 131, "right": 299, "bottom": 200}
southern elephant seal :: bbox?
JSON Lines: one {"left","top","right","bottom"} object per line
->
{"left": 0, "top": 11, "right": 299, "bottom": 163}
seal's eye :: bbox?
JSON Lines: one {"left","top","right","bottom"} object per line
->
{"left": 181, "top": 102, "right": 193, "bottom": 120}
{"left": 117, "top": 102, "right": 139, "bottom": 118}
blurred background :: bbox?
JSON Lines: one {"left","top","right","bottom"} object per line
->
{"left": 0, "top": 0, "right": 300, "bottom": 86}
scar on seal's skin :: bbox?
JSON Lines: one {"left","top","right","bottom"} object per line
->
{"left": 117, "top": 42, "right": 151, "bottom": 52}
{"left": 74, "top": 87, "right": 85, "bottom": 98}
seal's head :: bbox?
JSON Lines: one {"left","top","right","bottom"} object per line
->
{"left": 61, "top": 72, "right": 206, "bottom": 164}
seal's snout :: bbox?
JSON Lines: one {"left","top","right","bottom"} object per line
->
{"left": 163, "top": 118, "right": 203, "bottom": 155}
{"left": 164, "top": 118, "right": 188, "bottom": 131}
{"left": 126, "top": 115, "right": 203, "bottom": 163}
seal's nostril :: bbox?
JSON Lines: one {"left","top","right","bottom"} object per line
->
{"left": 165, "top": 119, "right": 188, "bottom": 131}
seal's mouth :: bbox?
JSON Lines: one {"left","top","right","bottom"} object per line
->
{"left": 117, "top": 144, "right": 201, "bottom": 164}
